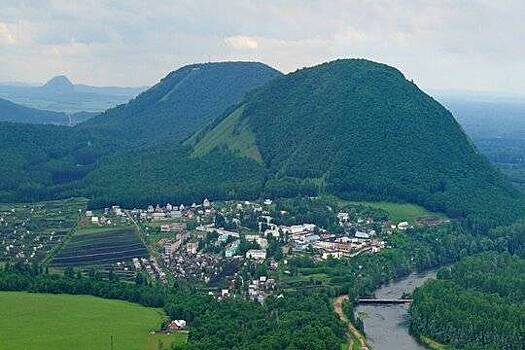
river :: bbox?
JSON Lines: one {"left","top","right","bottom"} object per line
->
{"left": 355, "top": 270, "right": 438, "bottom": 350}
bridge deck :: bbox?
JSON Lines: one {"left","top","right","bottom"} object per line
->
{"left": 358, "top": 298, "right": 412, "bottom": 304}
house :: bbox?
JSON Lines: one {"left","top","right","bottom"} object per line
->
{"left": 245, "top": 234, "right": 259, "bottom": 242}
{"left": 151, "top": 212, "right": 166, "bottom": 221}
{"left": 164, "top": 243, "right": 177, "bottom": 256}
{"left": 256, "top": 237, "right": 268, "bottom": 249}
{"left": 355, "top": 231, "right": 370, "bottom": 239}
{"left": 225, "top": 240, "right": 240, "bottom": 257}
{"left": 337, "top": 212, "right": 349, "bottom": 222}
{"left": 246, "top": 249, "right": 267, "bottom": 260}
{"left": 398, "top": 222, "right": 409, "bottom": 230}
{"left": 91, "top": 216, "right": 99, "bottom": 224}
{"left": 85, "top": 210, "right": 93, "bottom": 217}
{"left": 303, "top": 234, "right": 320, "bottom": 243}
{"left": 322, "top": 251, "right": 345, "bottom": 259}
{"left": 203, "top": 198, "right": 211, "bottom": 208}
{"left": 186, "top": 242, "right": 198, "bottom": 254}
{"left": 168, "top": 320, "right": 187, "bottom": 331}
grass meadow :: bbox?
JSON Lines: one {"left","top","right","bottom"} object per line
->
{"left": 0, "top": 291, "right": 187, "bottom": 350}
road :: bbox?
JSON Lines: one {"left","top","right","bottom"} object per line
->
{"left": 334, "top": 295, "right": 370, "bottom": 350}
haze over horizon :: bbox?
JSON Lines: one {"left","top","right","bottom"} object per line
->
{"left": 1, "top": 1, "right": 525, "bottom": 95}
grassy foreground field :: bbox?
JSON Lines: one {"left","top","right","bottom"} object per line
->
{"left": 0, "top": 292, "right": 187, "bottom": 350}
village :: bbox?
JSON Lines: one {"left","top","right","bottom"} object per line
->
{"left": 1, "top": 195, "right": 448, "bottom": 305}
{"left": 122, "top": 197, "right": 421, "bottom": 302}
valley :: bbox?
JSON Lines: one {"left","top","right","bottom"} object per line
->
{"left": 0, "top": 57, "right": 523, "bottom": 350}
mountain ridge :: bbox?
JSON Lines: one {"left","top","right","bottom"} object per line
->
{"left": 79, "top": 61, "right": 282, "bottom": 147}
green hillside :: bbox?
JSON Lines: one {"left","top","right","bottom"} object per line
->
{"left": 0, "top": 122, "right": 104, "bottom": 202}
{"left": 193, "top": 59, "right": 524, "bottom": 229}
{"left": 83, "top": 145, "right": 267, "bottom": 209}
{"left": 81, "top": 61, "right": 282, "bottom": 147}
{"left": 190, "top": 105, "right": 263, "bottom": 162}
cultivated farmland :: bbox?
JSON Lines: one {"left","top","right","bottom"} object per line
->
{"left": 51, "top": 226, "right": 148, "bottom": 269}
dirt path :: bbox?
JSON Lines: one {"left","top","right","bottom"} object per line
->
{"left": 334, "top": 295, "right": 371, "bottom": 350}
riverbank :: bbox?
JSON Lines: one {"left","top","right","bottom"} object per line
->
{"left": 417, "top": 335, "right": 450, "bottom": 350}
{"left": 354, "top": 270, "right": 441, "bottom": 350}
{"left": 334, "top": 295, "right": 370, "bottom": 350}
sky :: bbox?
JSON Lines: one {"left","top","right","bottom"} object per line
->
{"left": 1, "top": 0, "right": 524, "bottom": 94}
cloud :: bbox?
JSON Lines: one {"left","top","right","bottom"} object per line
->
{"left": 224, "top": 35, "right": 259, "bottom": 50}
{"left": 0, "top": 22, "right": 15, "bottom": 44}
{"left": 0, "top": 1, "right": 524, "bottom": 93}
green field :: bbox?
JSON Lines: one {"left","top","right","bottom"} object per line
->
{"left": 348, "top": 201, "right": 442, "bottom": 223}
{"left": 0, "top": 292, "right": 187, "bottom": 350}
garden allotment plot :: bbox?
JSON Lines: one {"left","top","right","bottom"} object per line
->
{"left": 51, "top": 226, "right": 147, "bottom": 268}
{"left": 0, "top": 198, "right": 86, "bottom": 264}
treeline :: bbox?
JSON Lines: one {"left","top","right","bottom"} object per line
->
{"left": 410, "top": 252, "right": 525, "bottom": 349}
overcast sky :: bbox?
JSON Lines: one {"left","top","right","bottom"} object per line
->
{"left": 1, "top": 0, "right": 524, "bottom": 94}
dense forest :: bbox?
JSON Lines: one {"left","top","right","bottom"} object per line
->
{"left": 82, "top": 145, "right": 267, "bottom": 209}
{"left": 410, "top": 252, "right": 525, "bottom": 349}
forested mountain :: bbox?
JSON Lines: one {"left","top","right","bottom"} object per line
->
{"left": 0, "top": 61, "right": 281, "bottom": 202}
{"left": 80, "top": 61, "right": 282, "bottom": 147}
{"left": 191, "top": 59, "right": 525, "bottom": 229}
{"left": 0, "top": 98, "right": 68, "bottom": 125}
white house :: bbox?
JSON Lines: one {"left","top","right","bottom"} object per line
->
{"left": 246, "top": 249, "right": 267, "bottom": 260}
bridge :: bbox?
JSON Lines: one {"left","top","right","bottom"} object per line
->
{"left": 358, "top": 298, "right": 412, "bottom": 304}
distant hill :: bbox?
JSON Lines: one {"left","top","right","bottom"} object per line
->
{"left": 188, "top": 59, "right": 524, "bottom": 229}
{"left": 41, "top": 75, "right": 75, "bottom": 93}
{"left": 435, "top": 93, "right": 525, "bottom": 194}
{"left": 0, "top": 76, "right": 146, "bottom": 113}
{"left": 0, "top": 98, "right": 68, "bottom": 125}
{"left": 0, "top": 98, "right": 99, "bottom": 126}
{"left": 80, "top": 61, "right": 282, "bottom": 147}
